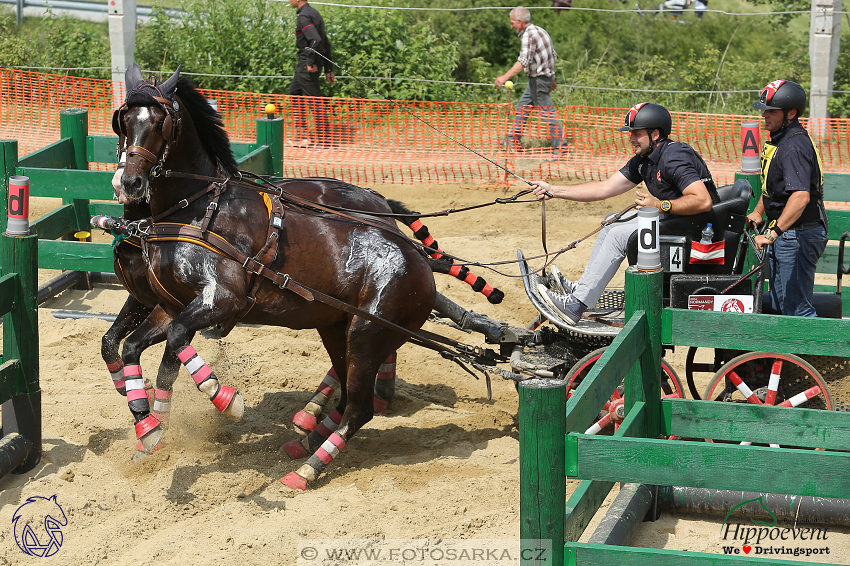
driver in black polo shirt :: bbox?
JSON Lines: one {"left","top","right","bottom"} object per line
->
{"left": 531, "top": 103, "right": 719, "bottom": 325}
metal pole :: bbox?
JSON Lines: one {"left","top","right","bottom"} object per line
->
{"left": 109, "top": 0, "right": 137, "bottom": 109}
{"left": 809, "top": 0, "right": 843, "bottom": 136}
{"left": 15, "top": 0, "right": 23, "bottom": 25}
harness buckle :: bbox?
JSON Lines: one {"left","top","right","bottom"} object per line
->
{"left": 177, "top": 198, "right": 189, "bottom": 209}
{"left": 150, "top": 164, "right": 162, "bottom": 178}
{"left": 207, "top": 201, "right": 218, "bottom": 211}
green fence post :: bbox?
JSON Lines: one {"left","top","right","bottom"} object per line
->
{"left": 0, "top": 139, "right": 18, "bottom": 235}
{"left": 624, "top": 266, "right": 663, "bottom": 438}
{"left": 520, "top": 378, "right": 566, "bottom": 566}
{"left": 256, "top": 116, "right": 284, "bottom": 177}
{"left": 0, "top": 232, "right": 41, "bottom": 471}
{"left": 59, "top": 107, "right": 92, "bottom": 230}
{"left": 60, "top": 107, "right": 89, "bottom": 171}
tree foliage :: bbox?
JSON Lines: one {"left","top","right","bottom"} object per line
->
{"left": 1, "top": 1, "right": 846, "bottom": 116}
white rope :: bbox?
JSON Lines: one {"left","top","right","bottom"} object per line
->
{"left": 4, "top": 66, "right": 850, "bottom": 95}
{"left": 293, "top": 1, "right": 848, "bottom": 16}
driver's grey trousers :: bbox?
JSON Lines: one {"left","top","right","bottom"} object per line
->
{"left": 572, "top": 215, "right": 638, "bottom": 308}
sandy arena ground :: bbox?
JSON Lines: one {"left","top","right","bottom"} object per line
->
{"left": 0, "top": 183, "right": 847, "bottom": 564}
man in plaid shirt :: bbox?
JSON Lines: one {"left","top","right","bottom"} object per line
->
{"left": 495, "top": 6, "right": 568, "bottom": 159}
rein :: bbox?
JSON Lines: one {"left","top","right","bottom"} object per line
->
{"left": 151, "top": 168, "right": 634, "bottom": 277}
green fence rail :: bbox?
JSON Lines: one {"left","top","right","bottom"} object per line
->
{"left": 519, "top": 266, "right": 850, "bottom": 566}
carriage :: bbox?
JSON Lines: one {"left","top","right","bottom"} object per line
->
{"left": 487, "top": 176, "right": 850, "bottom": 440}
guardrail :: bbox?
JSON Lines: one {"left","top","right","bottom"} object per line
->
{"left": 1, "top": 0, "right": 184, "bottom": 20}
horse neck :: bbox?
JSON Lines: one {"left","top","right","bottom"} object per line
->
{"left": 149, "top": 114, "right": 221, "bottom": 219}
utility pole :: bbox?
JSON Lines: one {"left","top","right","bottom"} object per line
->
{"left": 108, "top": 0, "right": 137, "bottom": 110}
{"left": 809, "top": 0, "right": 843, "bottom": 136}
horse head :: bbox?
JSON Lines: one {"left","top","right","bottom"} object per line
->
{"left": 114, "top": 62, "right": 182, "bottom": 203}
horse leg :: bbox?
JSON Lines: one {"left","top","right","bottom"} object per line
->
{"left": 150, "top": 346, "right": 182, "bottom": 425}
{"left": 290, "top": 366, "right": 340, "bottom": 435}
{"left": 373, "top": 352, "right": 397, "bottom": 414}
{"left": 101, "top": 295, "right": 155, "bottom": 403}
{"left": 290, "top": 350, "right": 395, "bottom": 437}
{"left": 163, "top": 293, "right": 245, "bottom": 423}
{"left": 120, "top": 306, "right": 176, "bottom": 454}
{"left": 282, "top": 321, "right": 400, "bottom": 490}
{"left": 284, "top": 326, "right": 347, "bottom": 458}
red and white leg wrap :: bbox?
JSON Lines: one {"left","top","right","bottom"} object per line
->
{"left": 306, "top": 409, "right": 342, "bottom": 452}
{"left": 107, "top": 359, "right": 126, "bottom": 393}
{"left": 291, "top": 368, "right": 340, "bottom": 433}
{"left": 151, "top": 389, "right": 173, "bottom": 423}
{"left": 374, "top": 353, "right": 397, "bottom": 414}
{"left": 281, "top": 432, "right": 347, "bottom": 491}
{"left": 124, "top": 365, "right": 151, "bottom": 412}
{"left": 177, "top": 346, "right": 214, "bottom": 388}
{"left": 177, "top": 345, "right": 244, "bottom": 421}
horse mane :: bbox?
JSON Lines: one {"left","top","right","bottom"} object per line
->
{"left": 175, "top": 76, "right": 238, "bottom": 176}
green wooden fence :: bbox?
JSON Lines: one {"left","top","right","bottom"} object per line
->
{"left": 520, "top": 266, "right": 850, "bottom": 566}
{"left": 0, "top": 231, "right": 41, "bottom": 477}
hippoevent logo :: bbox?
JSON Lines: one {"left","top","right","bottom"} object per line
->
{"left": 12, "top": 495, "right": 68, "bottom": 557}
{"left": 719, "top": 496, "right": 830, "bottom": 558}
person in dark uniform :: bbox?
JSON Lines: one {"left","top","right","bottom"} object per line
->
{"left": 288, "top": 0, "right": 335, "bottom": 147}
{"left": 531, "top": 103, "right": 719, "bottom": 324}
{"left": 747, "top": 80, "right": 828, "bottom": 317}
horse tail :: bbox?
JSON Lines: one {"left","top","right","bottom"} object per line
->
{"left": 387, "top": 199, "right": 504, "bottom": 305}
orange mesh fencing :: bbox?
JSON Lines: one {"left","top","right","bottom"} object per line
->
{"left": 3, "top": 68, "right": 850, "bottom": 186}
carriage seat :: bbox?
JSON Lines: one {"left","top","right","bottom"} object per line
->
{"left": 626, "top": 178, "right": 753, "bottom": 274}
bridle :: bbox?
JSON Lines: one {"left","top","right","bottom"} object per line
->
{"left": 112, "top": 85, "right": 183, "bottom": 189}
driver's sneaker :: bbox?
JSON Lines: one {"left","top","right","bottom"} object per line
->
{"left": 537, "top": 285, "right": 587, "bottom": 325}
{"left": 547, "top": 266, "right": 576, "bottom": 295}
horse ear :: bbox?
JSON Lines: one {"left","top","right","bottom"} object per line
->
{"left": 125, "top": 62, "right": 144, "bottom": 92}
{"left": 160, "top": 65, "right": 182, "bottom": 98}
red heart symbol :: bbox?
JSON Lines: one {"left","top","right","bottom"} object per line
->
{"left": 743, "top": 546, "right": 752, "bottom": 554}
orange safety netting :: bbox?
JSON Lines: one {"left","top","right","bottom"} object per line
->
{"left": 3, "top": 68, "right": 850, "bottom": 186}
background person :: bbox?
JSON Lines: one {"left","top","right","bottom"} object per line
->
{"left": 532, "top": 103, "right": 718, "bottom": 324}
{"left": 494, "top": 6, "right": 568, "bottom": 160}
{"left": 288, "top": 0, "right": 335, "bottom": 148}
{"left": 747, "top": 80, "right": 828, "bottom": 317}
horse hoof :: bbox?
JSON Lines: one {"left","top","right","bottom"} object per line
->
{"left": 213, "top": 387, "right": 244, "bottom": 422}
{"left": 283, "top": 439, "right": 309, "bottom": 460}
{"left": 291, "top": 410, "right": 318, "bottom": 435}
{"left": 280, "top": 472, "right": 308, "bottom": 491}
{"left": 373, "top": 396, "right": 389, "bottom": 415}
{"left": 135, "top": 416, "right": 164, "bottom": 455}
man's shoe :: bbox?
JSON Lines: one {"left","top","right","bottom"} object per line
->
{"left": 547, "top": 266, "right": 576, "bottom": 295}
{"left": 537, "top": 285, "right": 587, "bottom": 325}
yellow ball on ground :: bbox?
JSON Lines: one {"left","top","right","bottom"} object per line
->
{"left": 264, "top": 103, "right": 276, "bottom": 114}
{"left": 504, "top": 80, "right": 514, "bottom": 90}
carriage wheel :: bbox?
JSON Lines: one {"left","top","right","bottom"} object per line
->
{"left": 702, "top": 351, "right": 834, "bottom": 447}
{"left": 684, "top": 346, "right": 725, "bottom": 401}
{"left": 565, "top": 347, "right": 685, "bottom": 437}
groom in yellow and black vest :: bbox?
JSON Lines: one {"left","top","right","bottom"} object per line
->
{"left": 746, "top": 80, "right": 828, "bottom": 316}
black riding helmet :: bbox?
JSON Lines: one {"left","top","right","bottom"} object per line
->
{"left": 618, "top": 102, "right": 672, "bottom": 150}
{"left": 753, "top": 80, "right": 806, "bottom": 116}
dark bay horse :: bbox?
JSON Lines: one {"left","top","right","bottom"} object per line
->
{"left": 115, "top": 63, "right": 435, "bottom": 490}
